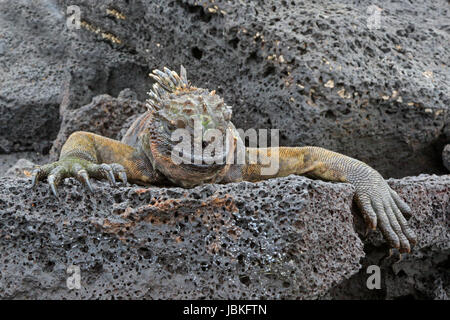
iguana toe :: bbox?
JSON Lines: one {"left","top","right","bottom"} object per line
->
{"left": 30, "top": 159, "right": 127, "bottom": 196}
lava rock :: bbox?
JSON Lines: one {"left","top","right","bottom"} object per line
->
{"left": 49, "top": 89, "right": 147, "bottom": 160}
{"left": 1, "top": 0, "right": 448, "bottom": 178}
{"left": 0, "top": 152, "right": 48, "bottom": 177}
{"left": 324, "top": 174, "right": 450, "bottom": 300}
{"left": 4, "top": 158, "right": 36, "bottom": 178}
{"left": 0, "top": 0, "right": 67, "bottom": 153}
{"left": 1, "top": 0, "right": 449, "bottom": 300}
{"left": 0, "top": 175, "right": 365, "bottom": 299}
{"left": 443, "top": 144, "right": 450, "bottom": 172}
{"left": 0, "top": 174, "right": 448, "bottom": 299}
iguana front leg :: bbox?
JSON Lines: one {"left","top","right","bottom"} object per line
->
{"left": 241, "top": 146, "right": 417, "bottom": 253}
{"left": 31, "top": 131, "right": 159, "bottom": 195}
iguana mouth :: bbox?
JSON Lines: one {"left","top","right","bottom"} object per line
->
{"left": 147, "top": 125, "right": 236, "bottom": 188}
{"left": 169, "top": 126, "right": 234, "bottom": 167}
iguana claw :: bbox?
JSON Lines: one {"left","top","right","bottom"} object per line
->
{"left": 353, "top": 170, "right": 417, "bottom": 253}
{"left": 76, "top": 169, "right": 94, "bottom": 193}
{"left": 99, "top": 164, "right": 117, "bottom": 186}
{"left": 30, "top": 158, "right": 128, "bottom": 196}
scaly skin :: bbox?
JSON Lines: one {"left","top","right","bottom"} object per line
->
{"left": 31, "top": 66, "right": 417, "bottom": 253}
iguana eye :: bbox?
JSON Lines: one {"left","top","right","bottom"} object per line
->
{"left": 166, "top": 122, "right": 176, "bottom": 131}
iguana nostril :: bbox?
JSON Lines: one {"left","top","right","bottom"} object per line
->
{"left": 176, "top": 120, "right": 185, "bottom": 128}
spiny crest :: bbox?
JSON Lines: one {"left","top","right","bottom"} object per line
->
{"left": 146, "top": 65, "right": 189, "bottom": 111}
{"left": 146, "top": 66, "right": 233, "bottom": 130}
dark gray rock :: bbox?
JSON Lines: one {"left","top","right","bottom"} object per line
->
{"left": 4, "top": 159, "right": 36, "bottom": 178}
{"left": 1, "top": 0, "right": 449, "bottom": 300}
{"left": 49, "top": 89, "right": 147, "bottom": 160}
{"left": 324, "top": 174, "right": 450, "bottom": 300}
{"left": 0, "top": 0, "right": 149, "bottom": 154}
{"left": 0, "top": 1, "right": 67, "bottom": 153}
{"left": 0, "top": 175, "right": 364, "bottom": 299}
{"left": 0, "top": 174, "right": 448, "bottom": 299}
{"left": 0, "top": 152, "right": 47, "bottom": 177}
{"left": 1, "top": 0, "right": 448, "bottom": 178}
{"left": 443, "top": 145, "right": 450, "bottom": 172}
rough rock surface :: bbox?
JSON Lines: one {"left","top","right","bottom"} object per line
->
{"left": 1, "top": 0, "right": 449, "bottom": 177}
{"left": 4, "top": 159, "right": 37, "bottom": 178}
{"left": 49, "top": 89, "right": 147, "bottom": 160}
{"left": 0, "top": 0, "right": 449, "bottom": 300}
{"left": 0, "top": 173, "right": 448, "bottom": 299}
{"left": 325, "top": 175, "right": 450, "bottom": 300}
{"left": 443, "top": 145, "right": 450, "bottom": 172}
{"left": 0, "top": 1, "right": 67, "bottom": 154}
{"left": 0, "top": 152, "right": 47, "bottom": 177}
{"left": 0, "top": 175, "right": 364, "bottom": 299}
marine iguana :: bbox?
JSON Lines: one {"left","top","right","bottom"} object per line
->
{"left": 31, "top": 66, "right": 417, "bottom": 253}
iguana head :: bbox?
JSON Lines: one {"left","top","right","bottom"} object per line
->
{"left": 143, "top": 66, "right": 237, "bottom": 187}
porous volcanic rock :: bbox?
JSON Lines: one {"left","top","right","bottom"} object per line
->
{"left": 0, "top": 0, "right": 449, "bottom": 300}
{"left": 4, "top": 158, "right": 37, "bottom": 178}
{"left": 1, "top": 0, "right": 449, "bottom": 177}
{"left": 0, "top": 173, "right": 448, "bottom": 299}
{"left": 443, "top": 144, "right": 450, "bottom": 172}
{"left": 49, "top": 89, "right": 147, "bottom": 160}
{"left": 0, "top": 1, "right": 68, "bottom": 154}
{"left": 0, "top": 152, "right": 47, "bottom": 177}
{"left": 0, "top": 175, "right": 364, "bottom": 299}
{"left": 325, "top": 174, "right": 450, "bottom": 300}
